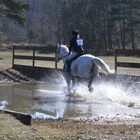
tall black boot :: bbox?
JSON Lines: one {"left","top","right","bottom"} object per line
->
{"left": 66, "top": 60, "right": 71, "bottom": 73}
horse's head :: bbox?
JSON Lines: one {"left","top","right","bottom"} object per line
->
{"left": 56, "top": 43, "right": 69, "bottom": 62}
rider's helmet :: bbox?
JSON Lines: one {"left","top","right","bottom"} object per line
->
{"left": 72, "top": 30, "right": 79, "bottom": 36}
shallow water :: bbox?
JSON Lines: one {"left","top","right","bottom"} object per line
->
{"left": 0, "top": 75, "right": 140, "bottom": 122}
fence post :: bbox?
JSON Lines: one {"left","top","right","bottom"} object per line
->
{"left": 33, "top": 46, "right": 36, "bottom": 67}
{"left": 12, "top": 45, "right": 15, "bottom": 67}
{"left": 114, "top": 50, "right": 117, "bottom": 74}
{"left": 55, "top": 50, "right": 57, "bottom": 69}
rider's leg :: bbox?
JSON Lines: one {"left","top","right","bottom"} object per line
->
{"left": 66, "top": 60, "right": 71, "bottom": 72}
{"left": 66, "top": 52, "right": 77, "bottom": 73}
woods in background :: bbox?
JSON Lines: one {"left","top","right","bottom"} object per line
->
{"left": 60, "top": 0, "right": 140, "bottom": 51}
{"left": 0, "top": 0, "right": 140, "bottom": 51}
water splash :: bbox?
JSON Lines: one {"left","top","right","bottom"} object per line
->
{"left": 39, "top": 71, "right": 67, "bottom": 91}
{"left": 0, "top": 100, "right": 9, "bottom": 109}
{"left": 32, "top": 111, "right": 63, "bottom": 120}
{"left": 50, "top": 72, "right": 140, "bottom": 109}
{"left": 67, "top": 80, "right": 140, "bottom": 109}
{"left": 127, "top": 82, "right": 140, "bottom": 96}
{"left": 126, "top": 82, "right": 140, "bottom": 108}
{"left": 70, "top": 83, "right": 94, "bottom": 99}
{"left": 53, "top": 72, "right": 67, "bottom": 86}
{"left": 34, "top": 72, "right": 140, "bottom": 119}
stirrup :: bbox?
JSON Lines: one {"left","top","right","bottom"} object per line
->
{"left": 66, "top": 69, "right": 71, "bottom": 73}
{"left": 66, "top": 67, "right": 71, "bottom": 74}
{"left": 63, "top": 66, "right": 70, "bottom": 73}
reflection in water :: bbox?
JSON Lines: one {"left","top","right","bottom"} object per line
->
{"left": 0, "top": 80, "right": 140, "bottom": 121}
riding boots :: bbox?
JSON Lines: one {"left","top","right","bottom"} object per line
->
{"left": 66, "top": 60, "right": 71, "bottom": 73}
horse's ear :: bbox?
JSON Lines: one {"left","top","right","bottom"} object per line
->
{"left": 57, "top": 43, "right": 61, "bottom": 48}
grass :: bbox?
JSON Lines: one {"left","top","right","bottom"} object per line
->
{"left": 0, "top": 51, "right": 139, "bottom": 75}
{"left": 0, "top": 112, "right": 140, "bottom": 140}
{"left": 0, "top": 51, "right": 12, "bottom": 70}
{"left": 0, "top": 113, "right": 64, "bottom": 140}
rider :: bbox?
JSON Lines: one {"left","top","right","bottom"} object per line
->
{"left": 66, "top": 30, "right": 84, "bottom": 73}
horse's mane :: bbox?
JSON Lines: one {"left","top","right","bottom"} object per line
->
{"left": 61, "top": 44, "right": 69, "bottom": 52}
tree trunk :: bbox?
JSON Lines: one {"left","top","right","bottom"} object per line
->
{"left": 129, "top": 8, "right": 135, "bottom": 50}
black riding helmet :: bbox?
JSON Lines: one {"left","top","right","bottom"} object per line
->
{"left": 72, "top": 30, "right": 79, "bottom": 36}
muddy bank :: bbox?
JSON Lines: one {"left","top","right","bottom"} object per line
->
{"left": 0, "top": 112, "right": 140, "bottom": 140}
{"left": 34, "top": 119, "right": 140, "bottom": 140}
{"left": 0, "top": 68, "right": 41, "bottom": 83}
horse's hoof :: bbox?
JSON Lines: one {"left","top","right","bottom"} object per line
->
{"left": 89, "top": 87, "right": 94, "bottom": 92}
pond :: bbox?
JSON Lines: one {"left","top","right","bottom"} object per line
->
{"left": 0, "top": 77, "right": 140, "bottom": 122}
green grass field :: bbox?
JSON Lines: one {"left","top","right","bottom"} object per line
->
{"left": 0, "top": 51, "right": 139, "bottom": 75}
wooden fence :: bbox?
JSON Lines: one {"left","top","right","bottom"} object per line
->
{"left": 12, "top": 44, "right": 57, "bottom": 69}
{"left": 12, "top": 44, "right": 112, "bottom": 69}
{"left": 12, "top": 44, "right": 140, "bottom": 74}
{"left": 114, "top": 49, "right": 140, "bottom": 73}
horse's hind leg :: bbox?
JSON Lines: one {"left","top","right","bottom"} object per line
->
{"left": 72, "top": 77, "right": 76, "bottom": 88}
{"left": 88, "top": 78, "right": 94, "bottom": 92}
{"left": 88, "top": 65, "right": 99, "bottom": 92}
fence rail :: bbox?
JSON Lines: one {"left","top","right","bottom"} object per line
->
{"left": 12, "top": 44, "right": 57, "bottom": 69}
{"left": 114, "top": 49, "right": 140, "bottom": 73}
{"left": 12, "top": 44, "right": 112, "bottom": 69}
{"left": 12, "top": 45, "right": 140, "bottom": 74}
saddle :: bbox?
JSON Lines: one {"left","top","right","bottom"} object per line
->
{"left": 65, "top": 54, "right": 83, "bottom": 73}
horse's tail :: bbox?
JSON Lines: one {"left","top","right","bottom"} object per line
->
{"left": 93, "top": 57, "right": 114, "bottom": 75}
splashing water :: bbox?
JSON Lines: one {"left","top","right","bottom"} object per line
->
{"left": 126, "top": 82, "right": 140, "bottom": 108}
{"left": 47, "top": 72, "right": 140, "bottom": 109}
{"left": 28, "top": 72, "right": 140, "bottom": 120}
{"left": 0, "top": 100, "right": 9, "bottom": 109}
{"left": 93, "top": 82, "right": 140, "bottom": 108}
{"left": 32, "top": 112, "right": 62, "bottom": 120}
{"left": 64, "top": 80, "right": 140, "bottom": 109}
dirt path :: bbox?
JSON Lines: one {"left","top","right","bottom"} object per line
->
{"left": 34, "top": 119, "right": 140, "bottom": 140}
{"left": 0, "top": 112, "right": 140, "bottom": 140}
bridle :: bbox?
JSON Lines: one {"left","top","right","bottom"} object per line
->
{"left": 57, "top": 46, "right": 69, "bottom": 61}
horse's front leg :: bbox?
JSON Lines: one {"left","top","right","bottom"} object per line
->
{"left": 65, "top": 72, "right": 72, "bottom": 93}
{"left": 71, "top": 76, "right": 77, "bottom": 93}
{"left": 65, "top": 75, "right": 71, "bottom": 93}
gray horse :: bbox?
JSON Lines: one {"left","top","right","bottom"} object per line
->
{"left": 56, "top": 44, "right": 114, "bottom": 93}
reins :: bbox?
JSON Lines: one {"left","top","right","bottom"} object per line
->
{"left": 58, "top": 54, "right": 69, "bottom": 60}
